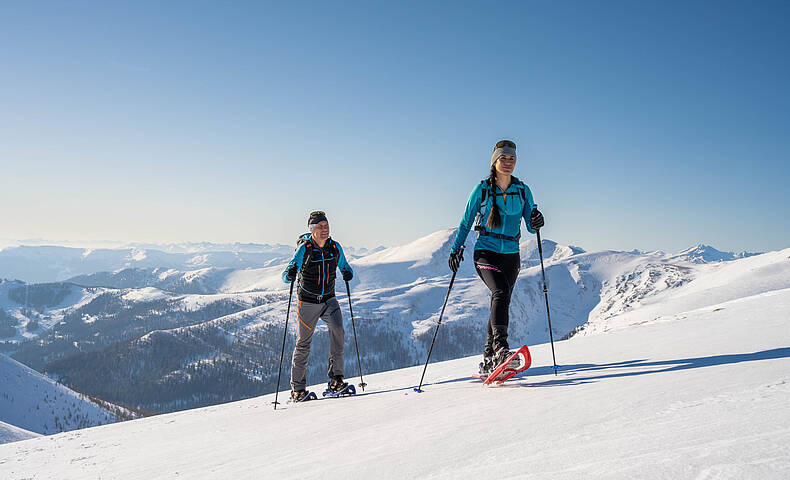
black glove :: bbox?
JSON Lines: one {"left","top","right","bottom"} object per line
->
{"left": 530, "top": 208, "right": 545, "bottom": 230}
{"left": 342, "top": 269, "right": 353, "bottom": 282}
{"left": 448, "top": 248, "right": 465, "bottom": 273}
{"left": 285, "top": 265, "right": 298, "bottom": 282}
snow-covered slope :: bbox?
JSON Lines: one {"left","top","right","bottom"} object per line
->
{"left": 65, "top": 262, "right": 298, "bottom": 295}
{"left": 0, "top": 422, "right": 38, "bottom": 445}
{"left": 577, "top": 247, "right": 790, "bottom": 336}
{"left": 0, "top": 278, "right": 270, "bottom": 345}
{"left": 0, "top": 280, "right": 97, "bottom": 342}
{"left": 0, "top": 355, "right": 138, "bottom": 443}
{"left": 1, "top": 285, "right": 787, "bottom": 478}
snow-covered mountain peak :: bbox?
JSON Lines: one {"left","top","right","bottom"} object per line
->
{"left": 672, "top": 243, "right": 762, "bottom": 264}
{"left": 354, "top": 229, "right": 455, "bottom": 267}
{"left": 519, "top": 237, "right": 585, "bottom": 265}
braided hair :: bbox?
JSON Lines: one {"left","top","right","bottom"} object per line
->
{"left": 485, "top": 163, "right": 502, "bottom": 230}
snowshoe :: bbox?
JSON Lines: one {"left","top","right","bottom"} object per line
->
{"left": 483, "top": 345, "right": 532, "bottom": 385}
{"left": 323, "top": 376, "right": 356, "bottom": 398}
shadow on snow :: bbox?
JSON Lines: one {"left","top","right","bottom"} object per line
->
{"left": 296, "top": 347, "right": 790, "bottom": 398}
{"left": 511, "top": 347, "right": 790, "bottom": 388}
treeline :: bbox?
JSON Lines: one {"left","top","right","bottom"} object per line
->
{"left": 0, "top": 309, "right": 17, "bottom": 337}
{"left": 6, "top": 283, "right": 492, "bottom": 415}
{"left": 8, "top": 283, "right": 74, "bottom": 311}
{"left": 11, "top": 292, "right": 264, "bottom": 370}
{"left": 43, "top": 311, "right": 488, "bottom": 414}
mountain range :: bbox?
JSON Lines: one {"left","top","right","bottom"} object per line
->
{"left": 0, "top": 231, "right": 783, "bottom": 421}
{"left": 0, "top": 241, "right": 388, "bottom": 284}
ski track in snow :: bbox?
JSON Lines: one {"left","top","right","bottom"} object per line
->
{"left": 1, "top": 287, "right": 788, "bottom": 479}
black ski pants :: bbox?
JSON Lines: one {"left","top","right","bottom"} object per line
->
{"left": 474, "top": 249, "right": 520, "bottom": 355}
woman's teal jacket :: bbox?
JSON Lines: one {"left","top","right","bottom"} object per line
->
{"left": 451, "top": 176, "right": 537, "bottom": 254}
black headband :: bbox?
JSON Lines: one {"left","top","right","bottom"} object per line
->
{"left": 308, "top": 211, "right": 328, "bottom": 226}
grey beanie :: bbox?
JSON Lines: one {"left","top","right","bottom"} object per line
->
{"left": 491, "top": 140, "right": 517, "bottom": 166}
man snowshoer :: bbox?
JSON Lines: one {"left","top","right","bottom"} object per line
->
{"left": 448, "top": 139, "right": 545, "bottom": 377}
{"left": 282, "top": 211, "right": 354, "bottom": 401}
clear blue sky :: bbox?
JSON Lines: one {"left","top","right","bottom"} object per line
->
{"left": 1, "top": 0, "right": 788, "bottom": 253}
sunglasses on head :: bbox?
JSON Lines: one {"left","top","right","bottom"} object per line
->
{"left": 310, "top": 210, "right": 326, "bottom": 216}
{"left": 495, "top": 140, "right": 516, "bottom": 149}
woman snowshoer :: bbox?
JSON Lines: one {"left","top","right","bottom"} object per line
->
{"left": 448, "top": 139, "right": 545, "bottom": 376}
{"left": 282, "top": 211, "right": 354, "bottom": 401}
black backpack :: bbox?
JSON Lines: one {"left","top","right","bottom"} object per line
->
{"left": 478, "top": 177, "right": 527, "bottom": 212}
{"left": 474, "top": 178, "right": 527, "bottom": 241}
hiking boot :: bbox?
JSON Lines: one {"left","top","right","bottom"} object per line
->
{"left": 327, "top": 375, "right": 349, "bottom": 393}
{"left": 479, "top": 354, "right": 495, "bottom": 376}
{"left": 291, "top": 389, "right": 309, "bottom": 402}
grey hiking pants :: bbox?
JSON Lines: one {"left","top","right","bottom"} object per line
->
{"left": 290, "top": 296, "right": 345, "bottom": 391}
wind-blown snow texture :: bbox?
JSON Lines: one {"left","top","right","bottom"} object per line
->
{"left": 1, "top": 284, "right": 788, "bottom": 478}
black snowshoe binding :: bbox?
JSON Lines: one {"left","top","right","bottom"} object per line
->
{"left": 494, "top": 347, "right": 521, "bottom": 370}
{"left": 323, "top": 375, "right": 356, "bottom": 398}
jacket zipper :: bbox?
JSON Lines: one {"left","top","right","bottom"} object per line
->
{"left": 321, "top": 250, "right": 326, "bottom": 297}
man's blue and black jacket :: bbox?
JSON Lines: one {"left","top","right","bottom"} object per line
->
{"left": 282, "top": 234, "right": 353, "bottom": 303}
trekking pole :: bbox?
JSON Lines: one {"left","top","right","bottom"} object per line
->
{"left": 414, "top": 247, "right": 463, "bottom": 392}
{"left": 345, "top": 280, "right": 367, "bottom": 391}
{"left": 272, "top": 280, "right": 295, "bottom": 410}
{"left": 536, "top": 226, "right": 559, "bottom": 375}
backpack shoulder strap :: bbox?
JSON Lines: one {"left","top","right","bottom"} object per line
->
{"left": 296, "top": 235, "right": 313, "bottom": 271}
{"left": 510, "top": 177, "right": 526, "bottom": 203}
{"left": 479, "top": 179, "right": 489, "bottom": 204}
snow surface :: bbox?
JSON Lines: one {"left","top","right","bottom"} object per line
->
{"left": 577, "top": 248, "right": 790, "bottom": 336}
{"left": 0, "top": 422, "right": 38, "bottom": 445}
{"left": 1, "top": 283, "right": 788, "bottom": 478}
{"left": 0, "top": 355, "right": 132, "bottom": 442}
